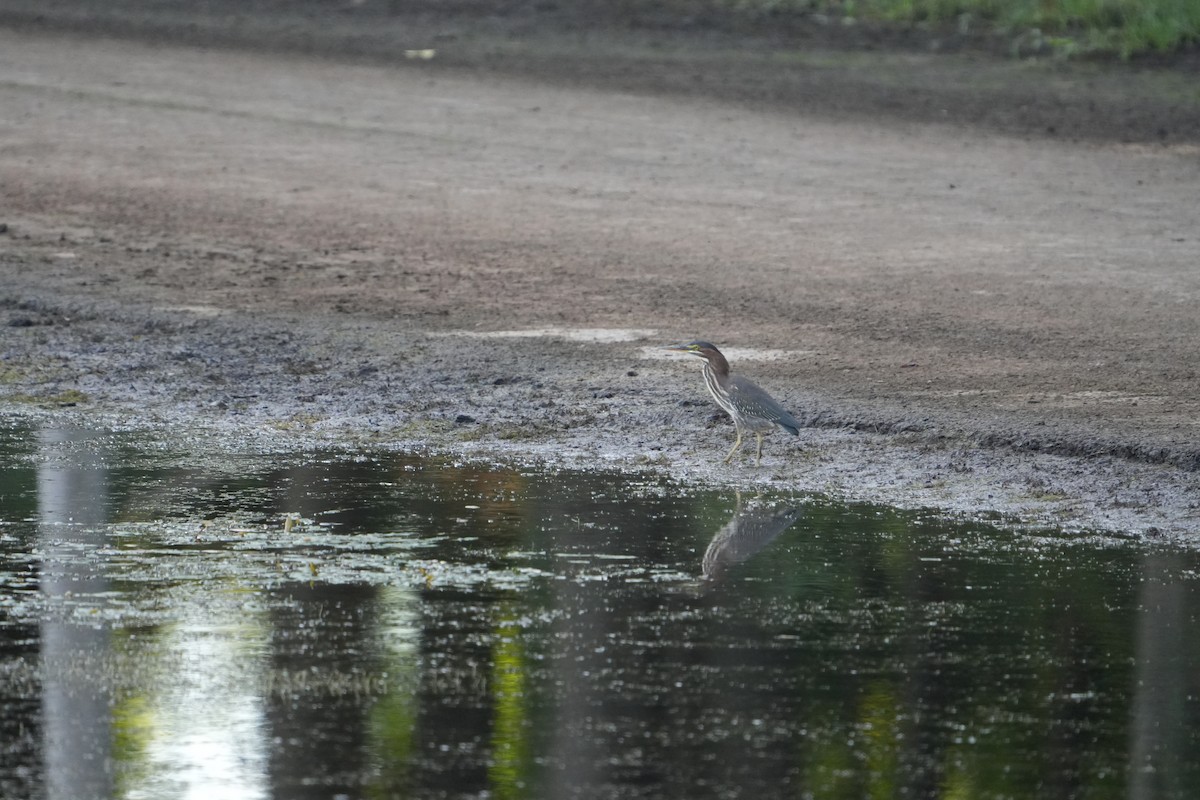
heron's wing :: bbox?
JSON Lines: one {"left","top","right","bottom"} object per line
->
{"left": 728, "top": 376, "right": 802, "bottom": 434}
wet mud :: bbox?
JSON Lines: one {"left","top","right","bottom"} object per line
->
{"left": 2, "top": 291, "right": 1198, "bottom": 540}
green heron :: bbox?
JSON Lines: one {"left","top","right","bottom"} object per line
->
{"left": 665, "top": 340, "right": 801, "bottom": 464}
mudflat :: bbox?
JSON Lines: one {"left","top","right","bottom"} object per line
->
{"left": 2, "top": 11, "right": 1199, "bottom": 537}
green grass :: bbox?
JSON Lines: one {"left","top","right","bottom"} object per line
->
{"left": 709, "top": 0, "right": 1200, "bottom": 57}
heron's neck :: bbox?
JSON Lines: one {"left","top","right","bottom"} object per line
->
{"left": 703, "top": 353, "right": 730, "bottom": 381}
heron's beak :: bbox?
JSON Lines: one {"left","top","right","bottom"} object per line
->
{"left": 663, "top": 343, "right": 692, "bottom": 353}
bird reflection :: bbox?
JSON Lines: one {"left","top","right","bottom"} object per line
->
{"left": 701, "top": 493, "right": 803, "bottom": 581}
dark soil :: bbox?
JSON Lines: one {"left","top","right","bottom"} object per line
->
{"left": 4, "top": 0, "right": 1200, "bottom": 143}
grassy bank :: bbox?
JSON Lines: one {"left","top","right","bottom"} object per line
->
{"left": 707, "top": 0, "right": 1200, "bottom": 57}
{"left": 1, "top": 0, "right": 1196, "bottom": 59}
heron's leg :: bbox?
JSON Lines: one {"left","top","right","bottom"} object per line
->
{"left": 754, "top": 433, "right": 764, "bottom": 465}
{"left": 723, "top": 429, "right": 743, "bottom": 463}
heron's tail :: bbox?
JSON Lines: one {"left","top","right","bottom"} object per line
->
{"left": 777, "top": 417, "right": 801, "bottom": 436}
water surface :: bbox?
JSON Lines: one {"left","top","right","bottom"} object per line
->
{"left": 1, "top": 421, "right": 1199, "bottom": 799}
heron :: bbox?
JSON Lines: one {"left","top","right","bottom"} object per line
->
{"left": 665, "top": 340, "right": 801, "bottom": 464}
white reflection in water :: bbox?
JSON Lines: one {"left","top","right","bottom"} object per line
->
{"left": 39, "top": 427, "right": 113, "bottom": 800}
{"left": 37, "top": 426, "right": 271, "bottom": 800}
{"left": 1128, "top": 551, "right": 1190, "bottom": 800}
{"left": 127, "top": 619, "right": 269, "bottom": 800}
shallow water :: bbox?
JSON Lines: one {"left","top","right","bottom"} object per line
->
{"left": 1, "top": 421, "right": 1199, "bottom": 799}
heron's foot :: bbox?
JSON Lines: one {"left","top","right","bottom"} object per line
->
{"left": 722, "top": 432, "right": 743, "bottom": 464}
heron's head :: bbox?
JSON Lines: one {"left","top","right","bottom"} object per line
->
{"left": 664, "top": 340, "right": 723, "bottom": 361}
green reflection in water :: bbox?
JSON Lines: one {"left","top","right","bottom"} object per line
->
{"left": 862, "top": 681, "right": 901, "bottom": 800}
{"left": 111, "top": 686, "right": 155, "bottom": 799}
{"left": 490, "top": 607, "right": 532, "bottom": 800}
{"left": 367, "top": 585, "right": 421, "bottom": 798}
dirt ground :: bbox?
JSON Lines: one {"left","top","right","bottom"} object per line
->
{"left": 2, "top": 9, "right": 1200, "bottom": 538}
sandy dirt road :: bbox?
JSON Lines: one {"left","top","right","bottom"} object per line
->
{"left": 2, "top": 23, "right": 1199, "bottom": 535}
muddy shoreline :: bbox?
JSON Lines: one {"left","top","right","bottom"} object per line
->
{"left": 3, "top": 284, "right": 1198, "bottom": 541}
